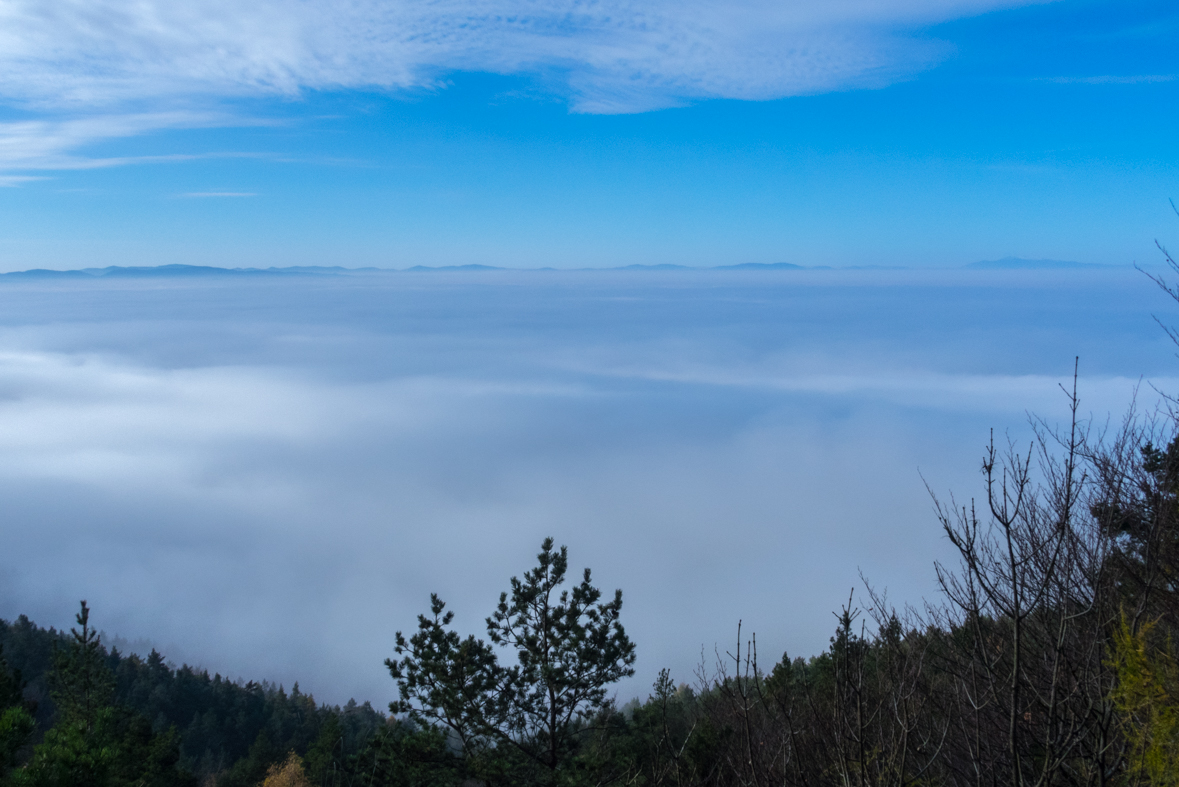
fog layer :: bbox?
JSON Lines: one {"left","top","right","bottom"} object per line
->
{"left": 0, "top": 267, "right": 1170, "bottom": 706}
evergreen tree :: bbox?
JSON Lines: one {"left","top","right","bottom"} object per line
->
{"left": 0, "top": 644, "right": 24, "bottom": 712}
{"left": 0, "top": 642, "right": 35, "bottom": 781}
{"left": 14, "top": 602, "right": 194, "bottom": 787}
{"left": 0, "top": 612, "right": 384, "bottom": 785}
{"left": 388, "top": 537, "right": 636, "bottom": 784}
{"left": 46, "top": 602, "right": 113, "bottom": 734}
{"left": 349, "top": 723, "right": 459, "bottom": 787}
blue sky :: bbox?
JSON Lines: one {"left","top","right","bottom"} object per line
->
{"left": 0, "top": 0, "right": 1175, "bottom": 270}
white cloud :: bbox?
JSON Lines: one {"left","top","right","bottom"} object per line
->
{"left": 0, "top": 0, "right": 1044, "bottom": 111}
{"left": 0, "top": 111, "right": 234, "bottom": 172}
{"left": 178, "top": 192, "right": 257, "bottom": 198}
{"left": 0, "top": 174, "right": 44, "bottom": 186}
{"left": 0, "top": 0, "right": 1050, "bottom": 176}
{"left": 1043, "top": 74, "right": 1178, "bottom": 85}
{"left": 0, "top": 344, "right": 1126, "bottom": 703}
{"left": 0, "top": 349, "right": 1162, "bottom": 704}
{"left": 0, "top": 268, "right": 1163, "bottom": 704}
{"left": 0, "top": 0, "right": 1056, "bottom": 177}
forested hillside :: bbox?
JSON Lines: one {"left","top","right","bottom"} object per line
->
{"left": 0, "top": 612, "right": 385, "bottom": 785}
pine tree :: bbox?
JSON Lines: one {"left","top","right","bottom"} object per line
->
{"left": 388, "top": 538, "right": 636, "bottom": 784}
{"left": 0, "top": 642, "right": 35, "bottom": 779}
{"left": 47, "top": 601, "right": 113, "bottom": 734}
{"left": 15, "top": 602, "right": 194, "bottom": 787}
{"left": 0, "top": 644, "right": 24, "bottom": 711}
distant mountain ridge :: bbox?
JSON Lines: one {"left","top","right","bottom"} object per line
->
{"left": 0, "top": 262, "right": 812, "bottom": 278}
{"left": 0, "top": 258, "right": 1122, "bottom": 279}
{"left": 965, "top": 256, "right": 1107, "bottom": 270}
{"left": 0, "top": 264, "right": 382, "bottom": 280}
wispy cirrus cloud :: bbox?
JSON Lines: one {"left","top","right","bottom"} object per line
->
{"left": 0, "top": 174, "right": 45, "bottom": 187}
{"left": 1042, "top": 74, "right": 1178, "bottom": 85}
{"left": 178, "top": 192, "right": 257, "bottom": 198}
{"left": 0, "top": 110, "right": 282, "bottom": 179}
{"left": 0, "top": 111, "right": 231, "bottom": 170}
{"left": 0, "top": 0, "right": 1053, "bottom": 180}
{"left": 0, "top": 0, "right": 1047, "bottom": 112}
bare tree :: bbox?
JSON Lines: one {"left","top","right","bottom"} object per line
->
{"left": 929, "top": 366, "right": 1129, "bottom": 787}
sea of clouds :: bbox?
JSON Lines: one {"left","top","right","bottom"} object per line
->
{"left": 0, "top": 266, "right": 1173, "bottom": 707}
